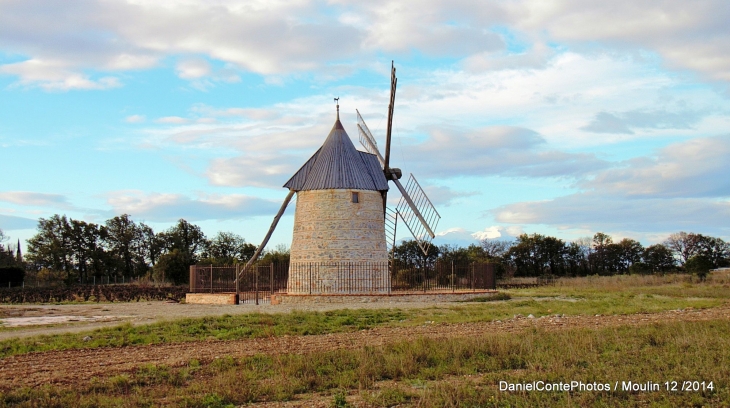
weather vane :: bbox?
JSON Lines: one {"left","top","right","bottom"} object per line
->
{"left": 334, "top": 97, "right": 339, "bottom": 117}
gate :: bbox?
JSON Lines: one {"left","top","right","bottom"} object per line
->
{"left": 237, "top": 263, "right": 288, "bottom": 304}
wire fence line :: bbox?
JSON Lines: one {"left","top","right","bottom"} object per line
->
{"left": 190, "top": 261, "right": 496, "bottom": 303}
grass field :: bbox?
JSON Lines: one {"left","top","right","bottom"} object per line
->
{"left": 1, "top": 273, "right": 729, "bottom": 407}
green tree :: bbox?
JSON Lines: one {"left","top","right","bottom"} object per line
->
{"left": 642, "top": 244, "right": 676, "bottom": 273}
{"left": 506, "top": 233, "right": 567, "bottom": 277}
{"left": 392, "top": 239, "right": 440, "bottom": 269}
{"left": 565, "top": 240, "right": 590, "bottom": 276}
{"left": 152, "top": 249, "right": 191, "bottom": 284}
{"left": 67, "top": 219, "right": 106, "bottom": 283}
{"left": 685, "top": 255, "right": 714, "bottom": 281}
{"left": 160, "top": 219, "right": 207, "bottom": 262}
{"left": 201, "top": 231, "right": 256, "bottom": 265}
{"left": 259, "top": 243, "right": 290, "bottom": 265}
{"left": 26, "top": 215, "right": 75, "bottom": 284}
{"left": 589, "top": 232, "right": 614, "bottom": 275}
{"left": 140, "top": 223, "right": 163, "bottom": 267}
{"left": 104, "top": 214, "right": 149, "bottom": 278}
{"left": 615, "top": 238, "right": 644, "bottom": 274}
{"left": 695, "top": 235, "right": 729, "bottom": 268}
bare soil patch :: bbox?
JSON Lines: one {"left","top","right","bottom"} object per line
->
{"left": 1, "top": 304, "right": 728, "bottom": 391}
{"left": 0, "top": 300, "right": 466, "bottom": 340}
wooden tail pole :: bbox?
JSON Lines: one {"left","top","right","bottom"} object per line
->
{"left": 237, "top": 190, "right": 295, "bottom": 285}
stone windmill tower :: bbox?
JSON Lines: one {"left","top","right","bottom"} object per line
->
{"left": 241, "top": 63, "right": 440, "bottom": 295}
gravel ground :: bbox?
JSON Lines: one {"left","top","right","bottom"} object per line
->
{"left": 0, "top": 300, "right": 460, "bottom": 340}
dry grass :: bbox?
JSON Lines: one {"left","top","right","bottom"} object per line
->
{"left": 1, "top": 274, "right": 729, "bottom": 407}
{"left": 2, "top": 319, "right": 728, "bottom": 407}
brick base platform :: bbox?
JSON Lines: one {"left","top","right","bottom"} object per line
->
{"left": 270, "top": 291, "right": 497, "bottom": 305}
{"left": 185, "top": 293, "right": 238, "bottom": 305}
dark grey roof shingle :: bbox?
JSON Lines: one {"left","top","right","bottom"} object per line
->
{"left": 283, "top": 119, "right": 389, "bottom": 191}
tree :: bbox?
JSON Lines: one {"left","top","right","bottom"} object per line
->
{"left": 26, "top": 215, "right": 75, "bottom": 284}
{"left": 479, "top": 239, "right": 512, "bottom": 259}
{"left": 392, "top": 240, "right": 440, "bottom": 269}
{"left": 565, "top": 240, "right": 590, "bottom": 276}
{"left": 153, "top": 249, "right": 191, "bottom": 284}
{"left": 685, "top": 255, "right": 713, "bottom": 281}
{"left": 664, "top": 232, "right": 702, "bottom": 266}
{"left": 589, "top": 232, "right": 614, "bottom": 275}
{"left": 201, "top": 231, "right": 256, "bottom": 265}
{"left": 695, "top": 235, "right": 729, "bottom": 269}
{"left": 104, "top": 214, "right": 148, "bottom": 278}
{"left": 259, "top": 243, "right": 290, "bottom": 264}
{"left": 615, "top": 238, "right": 644, "bottom": 274}
{"left": 160, "top": 219, "right": 207, "bottom": 262}
{"left": 506, "top": 233, "right": 567, "bottom": 277}
{"left": 140, "top": 223, "right": 162, "bottom": 267}
{"left": 641, "top": 244, "right": 676, "bottom": 273}
{"left": 0, "top": 229, "right": 14, "bottom": 267}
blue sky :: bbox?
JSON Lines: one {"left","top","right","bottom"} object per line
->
{"left": 1, "top": 0, "right": 729, "bottom": 251}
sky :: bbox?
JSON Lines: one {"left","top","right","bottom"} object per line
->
{"left": 1, "top": 0, "right": 729, "bottom": 252}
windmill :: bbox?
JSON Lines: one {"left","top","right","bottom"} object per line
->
{"left": 238, "top": 62, "right": 439, "bottom": 294}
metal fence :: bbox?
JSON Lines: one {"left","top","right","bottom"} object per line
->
{"left": 190, "top": 261, "right": 495, "bottom": 304}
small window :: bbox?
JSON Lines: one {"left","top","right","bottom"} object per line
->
{"left": 351, "top": 192, "right": 359, "bottom": 203}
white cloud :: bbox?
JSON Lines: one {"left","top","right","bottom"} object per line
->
{"left": 206, "top": 155, "right": 301, "bottom": 188}
{"left": 0, "top": 191, "right": 68, "bottom": 207}
{"left": 0, "top": 59, "right": 120, "bottom": 91}
{"left": 155, "top": 116, "right": 190, "bottom": 124}
{"left": 433, "top": 224, "right": 524, "bottom": 247}
{"left": 581, "top": 109, "right": 703, "bottom": 134}
{"left": 584, "top": 135, "right": 730, "bottom": 198}
{"left": 409, "top": 125, "right": 608, "bottom": 178}
{"left": 513, "top": 0, "right": 730, "bottom": 81}
{"left": 471, "top": 225, "right": 524, "bottom": 241}
{"left": 175, "top": 58, "right": 211, "bottom": 79}
{"left": 125, "top": 115, "right": 146, "bottom": 123}
{"left": 492, "top": 135, "right": 730, "bottom": 238}
{"left": 494, "top": 193, "right": 730, "bottom": 237}
{"left": 106, "top": 190, "right": 280, "bottom": 222}
{"left": 2, "top": 0, "right": 730, "bottom": 92}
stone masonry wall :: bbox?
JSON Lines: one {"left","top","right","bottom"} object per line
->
{"left": 288, "top": 189, "right": 388, "bottom": 294}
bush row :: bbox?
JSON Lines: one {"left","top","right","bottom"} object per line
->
{"left": 0, "top": 284, "right": 188, "bottom": 303}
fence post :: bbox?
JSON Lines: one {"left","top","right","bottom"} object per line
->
{"left": 270, "top": 263, "right": 274, "bottom": 297}
{"left": 189, "top": 266, "right": 196, "bottom": 293}
{"left": 235, "top": 264, "right": 240, "bottom": 305}
{"left": 451, "top": 261, "right": 456, "bottom": 293}
{"left": 387, "top": 261, "right": 391, "bottom": 295}
{"left": 210, "top": 266, "right": 213, "bottom": 294}
{"left": 255, "top": 266, "right": 260, "bottom": 305}
{"left": 424, "top": 262, "right": 427, "bottom": 292}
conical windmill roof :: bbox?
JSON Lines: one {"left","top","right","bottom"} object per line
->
{"left": 284, "top": 118, "right": 389, "bottom": 191}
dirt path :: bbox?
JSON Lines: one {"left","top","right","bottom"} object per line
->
{"left": 0, "top": 300, "right": 466, "bottom": 340}
{"left": 1, "top": 305, "right": 728, "bottom": 390}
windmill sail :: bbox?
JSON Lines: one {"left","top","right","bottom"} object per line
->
{"left": 384, "top": 207, "right": 398, "bottom": 255}
{"left": 394, "top": 174, "right": 440, "bottom": 256}
{"left": 356, "top": 110, "right": 384, "bottom": 165}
